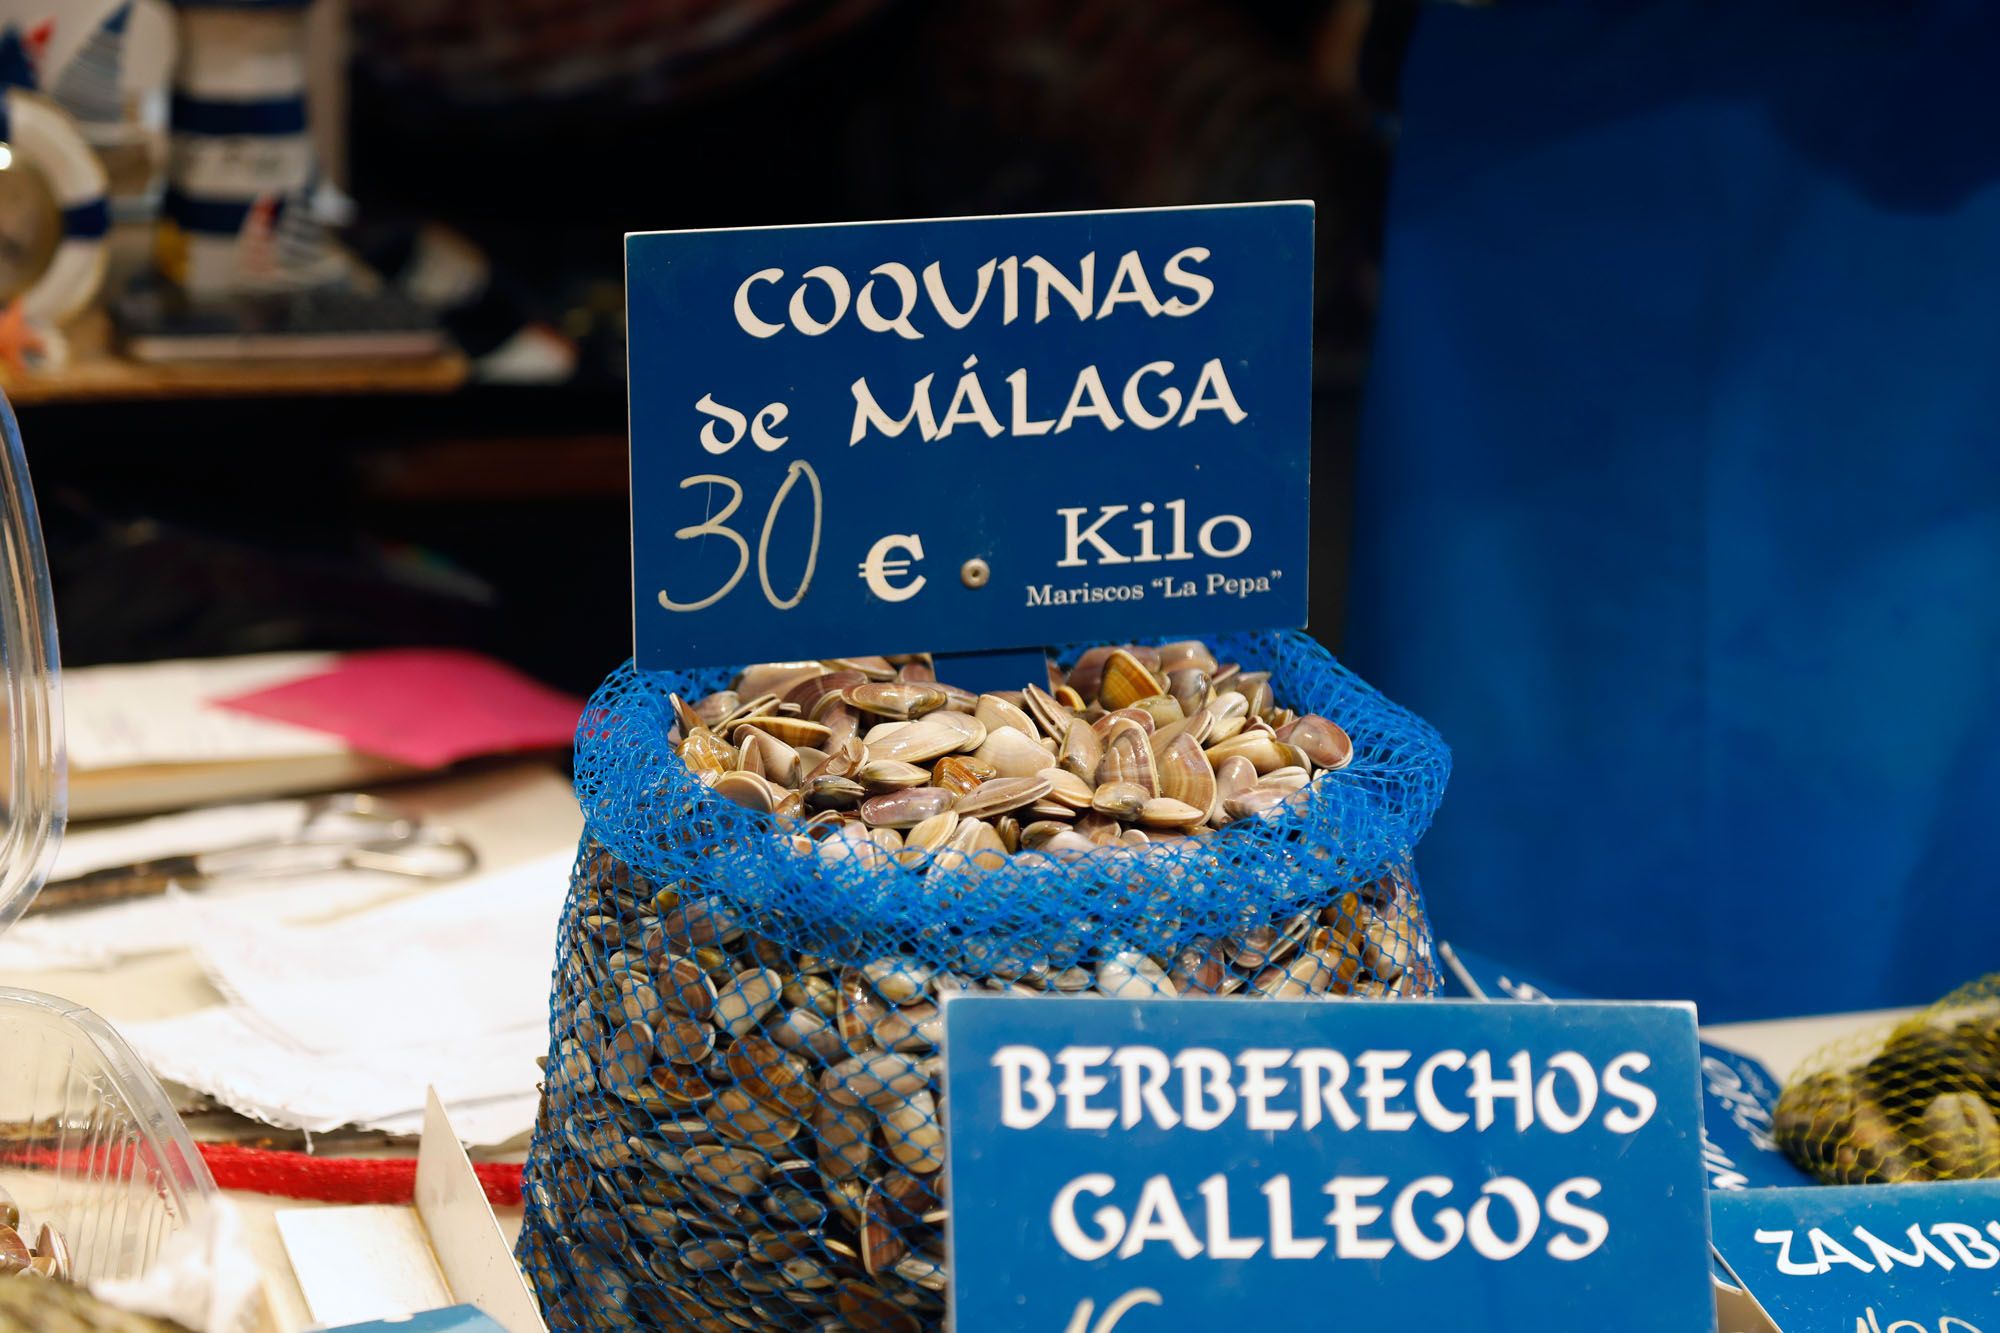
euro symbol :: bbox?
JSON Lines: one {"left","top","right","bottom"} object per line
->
{"left": 859, "top": 532, "right": 927, "bottom": 603}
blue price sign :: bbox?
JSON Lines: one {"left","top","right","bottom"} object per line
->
{"left": 1711, "top": 1182, "right": 2000, "bottom": 1332}
{"left": 1697, "top": 1047, "right": 1809, "bottom": 1192}
{"left": 942, "top": 995, "right": 1714, "bottom": 1332}
{"left": 323, "top": 1310, "right": 506, "bottom": 1333}
{"left": 1438, "top": 943, "right": 1592, "bottom": 1004}
{"left": 1441, "top": 942, "right": 1814, "bottom": 1191}
{"left": 625, "top": 203, "right": 1313, "bottom": 670}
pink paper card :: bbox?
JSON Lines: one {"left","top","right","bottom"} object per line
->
{"left": 216, "top": 649, "right": 584, "bottom": 770}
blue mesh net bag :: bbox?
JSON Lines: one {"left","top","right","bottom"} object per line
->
{"left": 517, "top": 629, "right": 1449, "bottom": 1330}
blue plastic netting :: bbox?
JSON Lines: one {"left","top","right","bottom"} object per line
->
{"left": 518, "top": 629, "right": 1449, "bottom": 1331}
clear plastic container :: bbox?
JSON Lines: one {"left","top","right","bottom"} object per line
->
{"left": 0, "top": 392, "right": 217, "bottom": 1280}
{"left": 0, "top": 988, "right": 214, "bottom": 1282}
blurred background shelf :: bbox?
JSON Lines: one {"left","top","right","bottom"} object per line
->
{"left": 4, "top": 352, "right": 469, "bottom": 405}
{"left": 0, "top": 313, "right": 468, "bottom": 406}
{"left": 12, "top": 379, "right": 634, "bottom": 695}
{"left": 0, "top": 0, "right": 1375, "bottom": 697}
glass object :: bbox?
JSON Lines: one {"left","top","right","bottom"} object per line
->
{"left": 0, "top": 391, "right": 60, "bottom": 931}
{"left": 0, "top": 394, "right": 216, "bottom": 1277}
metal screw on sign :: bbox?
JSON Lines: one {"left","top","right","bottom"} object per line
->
{"left": 960, "top": 558, "right": 991, "bottom": 589}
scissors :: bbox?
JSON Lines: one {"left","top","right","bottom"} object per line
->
{"left": 28, "top": 793, "right": 479, "bottom": 915}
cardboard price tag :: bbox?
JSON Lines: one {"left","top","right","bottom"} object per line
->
{"left": 1441, "top": 942, "right": 1813, "bottom": 1191}
{"left": 625, "top": 203, "right": 1313, "bottom": 670}
{"left": 941, "top": 996, "right": 1714, "bottom": 1331}
{"left": 1710, "top": 1181, "right": 2000, "bottom": 1331}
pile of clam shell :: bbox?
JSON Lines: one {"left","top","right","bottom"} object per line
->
{"left": 672, "top": 640, "right": 1355, "bottom": 868}
{"left": 527, "top": 857, "right": 1431, "bottom": 1333}
{"left": 520, "top": 640, "right": 1435, "bottom": 1333}
{"left": 0, "top": 1187, "right": 71, "bottom": 1284}
{"left": 1776, "top": 1012, "right": 2000, "bottom": 1185}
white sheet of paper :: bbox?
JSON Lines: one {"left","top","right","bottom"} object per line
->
{"left": 274, "top": 1206, "right": 450, "bottom": 1327}
{"left": 126, "top": 1005, "right": 541, "bottom": 1131}
{"left": 0, "top": 868, "right": 417, "bottom": 971}
{"left": 189, "top": 850, "right": 570, "bottom": 1053}
{"left": 118, "top": 849, "right": 573, "bottom": 1145}
{"left": 64, "top": 653, "right": 346, "bottom": 771}
{"left": 50, "top": 799, "right": 310, "bottom": 881}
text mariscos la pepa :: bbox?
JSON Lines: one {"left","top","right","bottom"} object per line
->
{"left": 995, "top": 1042, "right": 1661, "bottom": 1265}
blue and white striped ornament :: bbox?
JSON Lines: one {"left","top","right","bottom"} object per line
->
{"left": 0, "top": 86, "right": 108, "bottom": 321}
{"left": 165, "top": 1, "right": 337, "bottom": 292}
{"left": 50, "top": 2, "right": 127, "bottom": 127}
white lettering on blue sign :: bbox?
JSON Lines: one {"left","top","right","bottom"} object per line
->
{"left": 1061, "top": 1290, "right": 1164, "bottom": 1333}
{"left": 627, "top": 205, "right": 1312, "bottom": 669}
{"left": 1438, "top": 943, "right": 1814, "bottom": 1191}
{"left": 993, "top": 1041, "right": 1659, "bottom": 1265}
{"left": 1712, "top": 1183, "right": 2000, "bottom": 1332}
{"left": 993, "top": 1043, "right": 1658, "bottom": 1138}
{"left": 1752, "top": 1221, "right": 2000, "bottom": 1277}
{"left": 858, "top": 533, "right": 926, "bottom": 603}
{"left": 947, "top": 999, "right": 1713, "bottom": 1331}
{"left": 1854, "top": 1315, "right": 1987, "bottom": 1333}
{"left": 1053, "top": 500, "right": 1253, "bottom": 568}
{"left": 848, "top": 356, "right": 1245, "bottom": 445}
{"left": 1702, "top": 1053, "right": 1780, "bottom": 1152}
{"left": 731, "top": 249, "right": 1219, "bottom": 342}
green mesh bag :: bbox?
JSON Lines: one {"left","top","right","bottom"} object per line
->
{"left": 1776, "top": 975, "right": 2000, "bottom": 1185}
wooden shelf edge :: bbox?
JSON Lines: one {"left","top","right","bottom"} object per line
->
{"left": 2, "top": 351, "right": 471, "bottom": 405}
